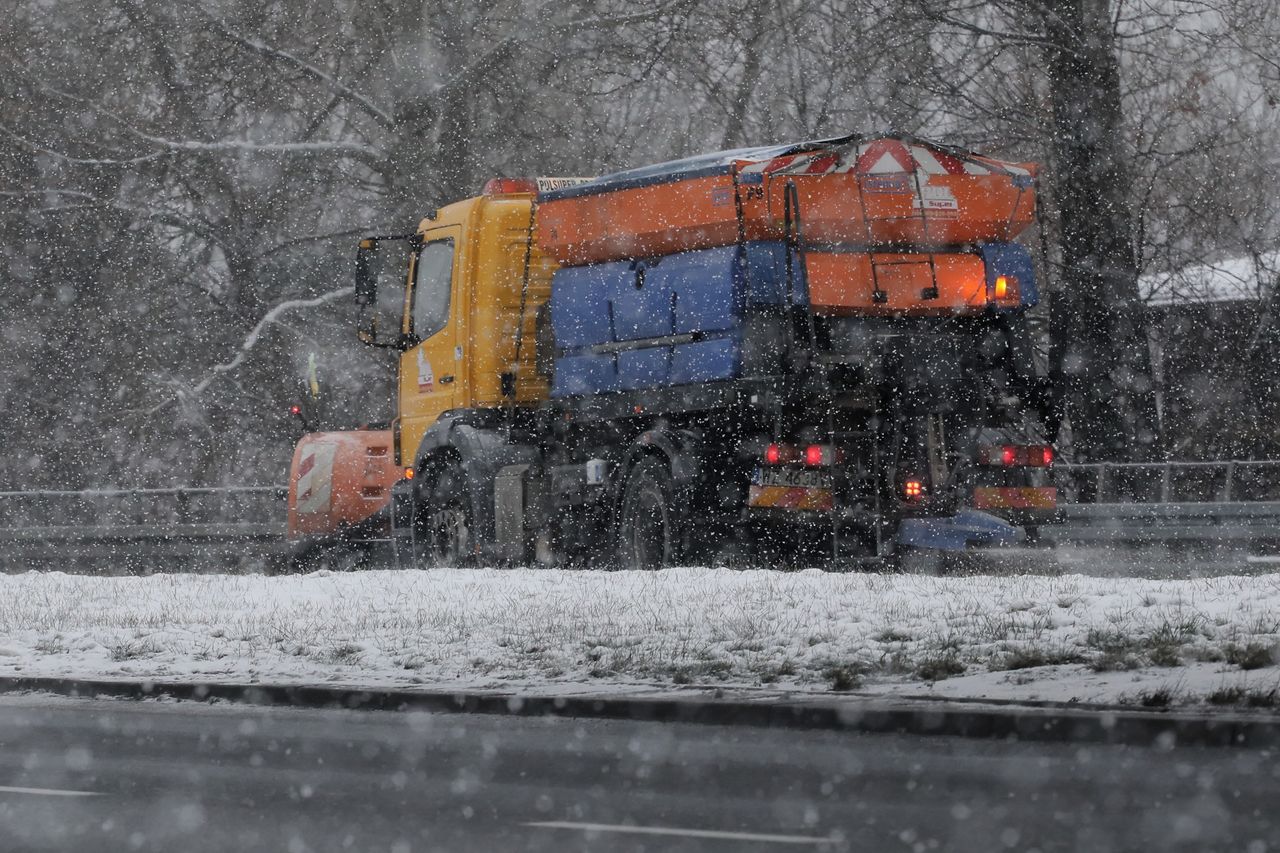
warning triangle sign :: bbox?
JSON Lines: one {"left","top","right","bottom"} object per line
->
{"left": 855, "top": 139, "right": 915, "bottom": 174}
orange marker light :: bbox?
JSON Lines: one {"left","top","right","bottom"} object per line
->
{"left": 904, "top": 479, "right": 924, "bottom": 499}
{"left": 991, "top": 274, "right": 1020, "bottom": 305}
{"left": 404, "top": 468, "right": 414, "bottom": 479}
{"left": 482, "top": 177, "right": 538, "bottom": 196}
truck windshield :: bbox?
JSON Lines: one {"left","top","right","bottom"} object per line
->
{"left": 412, "top": 238, "right": 454, "bottom": 338}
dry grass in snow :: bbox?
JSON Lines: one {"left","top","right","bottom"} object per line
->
{"left": 0, "top": 568, "right": 1277, "bottom": 702}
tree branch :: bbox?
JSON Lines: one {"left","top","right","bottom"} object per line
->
{"left": 116, "top": 126, "right": 387, "bottom": 170}
{"left": 147, "top": 286, "right": 355, "bottom": 415}
{"left": 204, "top": 18, "right": 396, "bottom": 130}
{"left": 0, "top": 122, "right": 168, "bottom": 166}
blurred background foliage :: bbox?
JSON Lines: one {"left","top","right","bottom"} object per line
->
{"left": 1, "top": 0, "right": 1277, "bottom": 487}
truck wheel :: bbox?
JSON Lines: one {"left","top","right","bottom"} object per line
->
{"left": 618, "top": 456, "right": 676, "bottom": 570}
{"left": 412, "top": 461, "right": 473, "bottom": 567}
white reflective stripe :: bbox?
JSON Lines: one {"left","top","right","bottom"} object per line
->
{"left": 525, "top": 821, "right": 834, "bottom": 845}
{"left": 742, "top": 152, "right": 808, "bottom": 174}
{"left": 296, "top": 443, "right": 337, "bottom": 515}
{"left": 962, "top": 160, "right": 992, "bottom": 175}
{"left": 833, "top": 146, "right": 861, "bottom": 172}
{"left": 971, "top": 156, "right": 1030, "bottom": 176}
{"left": 910, "top": 145, "right": 949, "bottom": 175}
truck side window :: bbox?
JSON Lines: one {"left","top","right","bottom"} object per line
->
{"left": 412, "top": 239, "right": 454, "bottom": 338}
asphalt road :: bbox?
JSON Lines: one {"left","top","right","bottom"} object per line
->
{"left": 0, "top": 695, "right": 1276, "bottom": 853}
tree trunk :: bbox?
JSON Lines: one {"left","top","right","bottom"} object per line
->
{"left": 1043, "top": 0, "right": 1160, "bottom": 461}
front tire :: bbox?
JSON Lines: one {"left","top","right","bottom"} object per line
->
{"left": 617, "top": 457, "right": 677, "bottom": 570}
{"left": 411, "top": 460, "right": 474, "bottom": 567}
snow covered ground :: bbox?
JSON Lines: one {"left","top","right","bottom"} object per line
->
{"left": 0, "top": 568, "right": 1276, "bottom": 709}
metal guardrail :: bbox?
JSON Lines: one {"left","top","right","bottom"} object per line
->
{"left": 2, "top": 463, "right": 1280, "bottom": 568}
{"left": 1054, "top": 460, "right": 1280, "bottom": 504}
{"left": 1046, "top": 461, "right": 1280, "bottom": 546}
{"left": 0, "top": 486, "right": 289, "bottom": 572}
{"left": 1050, "top": 501, "right": 1280, "bottom": 545}
{"left": 0, "top": 486, "right": 286, "bottom": 529}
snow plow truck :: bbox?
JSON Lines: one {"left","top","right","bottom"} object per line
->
{"left": 287, "top": 132, "right": 1058, "bottom": 570}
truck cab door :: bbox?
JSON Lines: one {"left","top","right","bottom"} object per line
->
{"left": 400, "top": 226, "right": 463, "bottom": 465}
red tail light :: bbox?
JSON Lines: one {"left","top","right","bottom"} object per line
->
{"left": 903, "top": 479, "right": 924, "bottom": 499}
{"left": 803, "top": 445, "right": 843, "bottom": 467}
{"left": 763, "top": 441, "right": 838, "bottom": 466}
{"left": 982, "top": 445, "right": 1054, "bottom": 467}
{"left": 763, "top": 442, "right": 802, "bottom": 465}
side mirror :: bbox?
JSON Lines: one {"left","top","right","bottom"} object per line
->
{"left": 354, "top": 232, "right": 417, "bottom": 349}
{"left": 354, "top": 239, "right": 379, "bottom": 306}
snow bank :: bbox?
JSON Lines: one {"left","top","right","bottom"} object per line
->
{"left": 0, "top": 569, "right": 1276, "bottom": 705}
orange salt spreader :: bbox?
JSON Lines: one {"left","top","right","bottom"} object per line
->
{"left": 535, "top": 134, "right": 1038, "bottom": 266}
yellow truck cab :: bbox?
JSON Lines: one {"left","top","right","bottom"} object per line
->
{"left": 384, "top": 186, "right": 553, "bottom": 467}
{"left": 348, "top": 181, "right": 570, "bottom": 566}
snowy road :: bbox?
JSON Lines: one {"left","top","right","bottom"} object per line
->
{"left": 0, "top": 695, "right": 1276, "bottom": 852}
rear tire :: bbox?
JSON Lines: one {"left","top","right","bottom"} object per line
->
{"left": 617, "top": 457, "right": 677, "bottom": 570}
{"left": 411, "top": 460, "right": 474, "bottom": 567}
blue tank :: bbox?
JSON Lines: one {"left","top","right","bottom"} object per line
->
{"left": 550, "top": 242, "right": 804, "bottom": 397}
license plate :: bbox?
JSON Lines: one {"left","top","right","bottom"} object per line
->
{"left": 753, "top": 466, "right": 833, "bottom": 490}
{"left": 748, "top": 467, "right": 833, "bottom": 512}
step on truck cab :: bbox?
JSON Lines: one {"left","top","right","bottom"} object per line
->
{"left": 293, "top": 134, "right": 1058, "bottom": 569}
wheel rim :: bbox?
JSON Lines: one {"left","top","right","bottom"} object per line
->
{"left": 429, "top": 506, "right": 470, "bottom": 563}
{"left": 410, "top": 463, "right": 472, "bottom": 567}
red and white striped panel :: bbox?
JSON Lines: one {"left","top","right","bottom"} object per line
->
{"left": 737, "top": 137, "right": 1030, "bottom": 178}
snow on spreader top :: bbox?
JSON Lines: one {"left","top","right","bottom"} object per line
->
{"left": 538, "top": 133, "right": 1034, "bottom": 202}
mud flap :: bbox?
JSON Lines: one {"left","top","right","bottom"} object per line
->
{"left": 388, "top": 478, "right": 416, "bottom": 569}
{"left": 897, "top": 508, "right": 1025, "bottom": 551}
